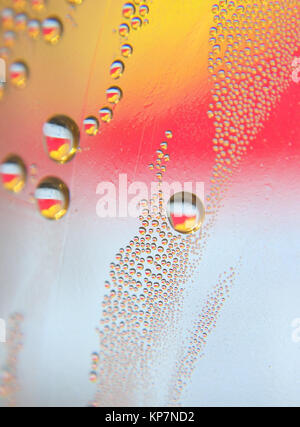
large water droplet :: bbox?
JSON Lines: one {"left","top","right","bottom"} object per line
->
{"left": 167, "top": 192, "right": 205, "bottom": 234}
{"left": 43, "top": 115, "right": 80, "bottom": 163}
{"left": 35, "top": 177, "right": 70, "bottom": 220}
{"left": 1, "top": 155, "right": 26, "bottom": 193}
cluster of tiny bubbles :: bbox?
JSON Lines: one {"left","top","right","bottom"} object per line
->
{"left": 0, "top": 154, "right": 27, "bottom": 193}
{"left": 87, "top": 2, "right": 150, "bottom": 137}
{"left": 0, "top": 313, "right": 24, "bottom": 407}
{"left": 169, "top": 267, "right": 239, "bottom": 404}
{"left": 148, "top": 131, "right": 172, "bottom": 182}
{"left": 34, "top": 176, "right": 70, "bottom": 221}
{"left": 43, "top": 115, "right": 80, "bottom": 164}
{"left": 206, "top": 0, "right": 299, "bottom": 216}
{"left": 163, "top": 0, "right": 299, "bottom": 404}
{"left": 90, "top": 130, "right": 215, "bottom": 406}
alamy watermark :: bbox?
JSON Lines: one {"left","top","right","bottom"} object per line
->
{"left": 96, "top": 174, "right": 205, "bottom": 218}
{"left": 0, "top": 318, "right": 6, "bottom": 343}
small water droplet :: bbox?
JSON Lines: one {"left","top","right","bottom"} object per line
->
{"left": 99, "top": 107, "right": 113, "bottom": 123}
{"left": 42, "top": 17, "right": 63, "bottom": 45}
{"left": 1, "top": 9, "right": 14, "bottom": 30}
{"left": 106, "top": 86, "right": 123, "bottom": 104}
{"left": 31, "top": 0, "right": 46, "bottom": 11}
{"left": 119, "top": 23, "right": 130, "bottom": 37}
{"left": 121, "top": 43, "right": 133, "bottom": 58}
{"left": 10, "top": 61, "right": 29, "bottom": 88}
{"left": 4, "top": 31, "right": 16, "bottom": 48}
{"left": 15, "top": 13, "right": 27, "bottom": 31}
{"left": 27, "top": 19, "right": 41, "bottom": 40}
{"left": 110, "top": 60, "right": 125, "bottom": 79}
{"left": 131, "top": 16, "right": 142, "bottom": 30}
{"left": 139, "top": 5, "right": 149, "bottom": 16}
{"left": 83, "top": 116, "right": 99, "bottom": 136}
{"left": 122, "top": 3, "right": 136, "bottom": 19}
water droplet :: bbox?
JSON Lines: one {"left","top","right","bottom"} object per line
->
{"left": 10, "top": 62, "right": 29, "bottom": 89}
{"left": 15, "top": 13, "right": 27, "bottom": 31}
{"left": 0, "top": 83, "right": 5, "bottom": 100}
{"left": 110, "top": 60, "right": 124, "bottom": 79}
{"left": 119, "top": 23, "right": 130, "bottom": 37}
{"left": 131, "top": 16, "right": 142, "bottom": 30}
{"left": 27, "top": 19, "right": 41, "bottom": 40}
{"left": 0, "top": 47, "right": 10, "bottom": 60}
{"left": 31, "top": 0, "right": 46, "bottom": 11}
{"left": 106, "top": 86, "right": 123, "bottom": 104}
{"left": 99, "top": 107, "right": 113, "bottom": 123}
{"left": 42, "top": 17, "right": 63, "bottom": 45}
{"left": 89, "top": 371, "right": 98, "bottom": 383}
{"left": 122, "top": 3, "right": 136, "bottom": 19}
{"left": 83, "top": 116, "right": 99, "bottom": 136}
{"left": 67, "top": 0, "right": 84, "bottom": 5}
{"left": 1, "top": 9, "right": 14, "bottom": 30}
{"left": 35, "top": 177, "right": 70, "bottom": 220}
{"left": 12, "top": 0, "right": 26, "bottom": 11}
{"left": 43, "top": 115, "right": 80, "bottom": 163}
{"left": 167, "top": 192, "right": 205, "bottom": 234}
{"left": 165, "top": 130, "right": 173, "bottom": 139}
{"left": 121, "top": 43, "right": 133, "bottom": 58}
{"left": 139, "top": 5, "right": 149, "bottom": 16}
{"left": 4, "top": 31, "right": 16, "bottom": 48}
{"left": 1, "top": 155, "right": 26, "bottom": 193}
